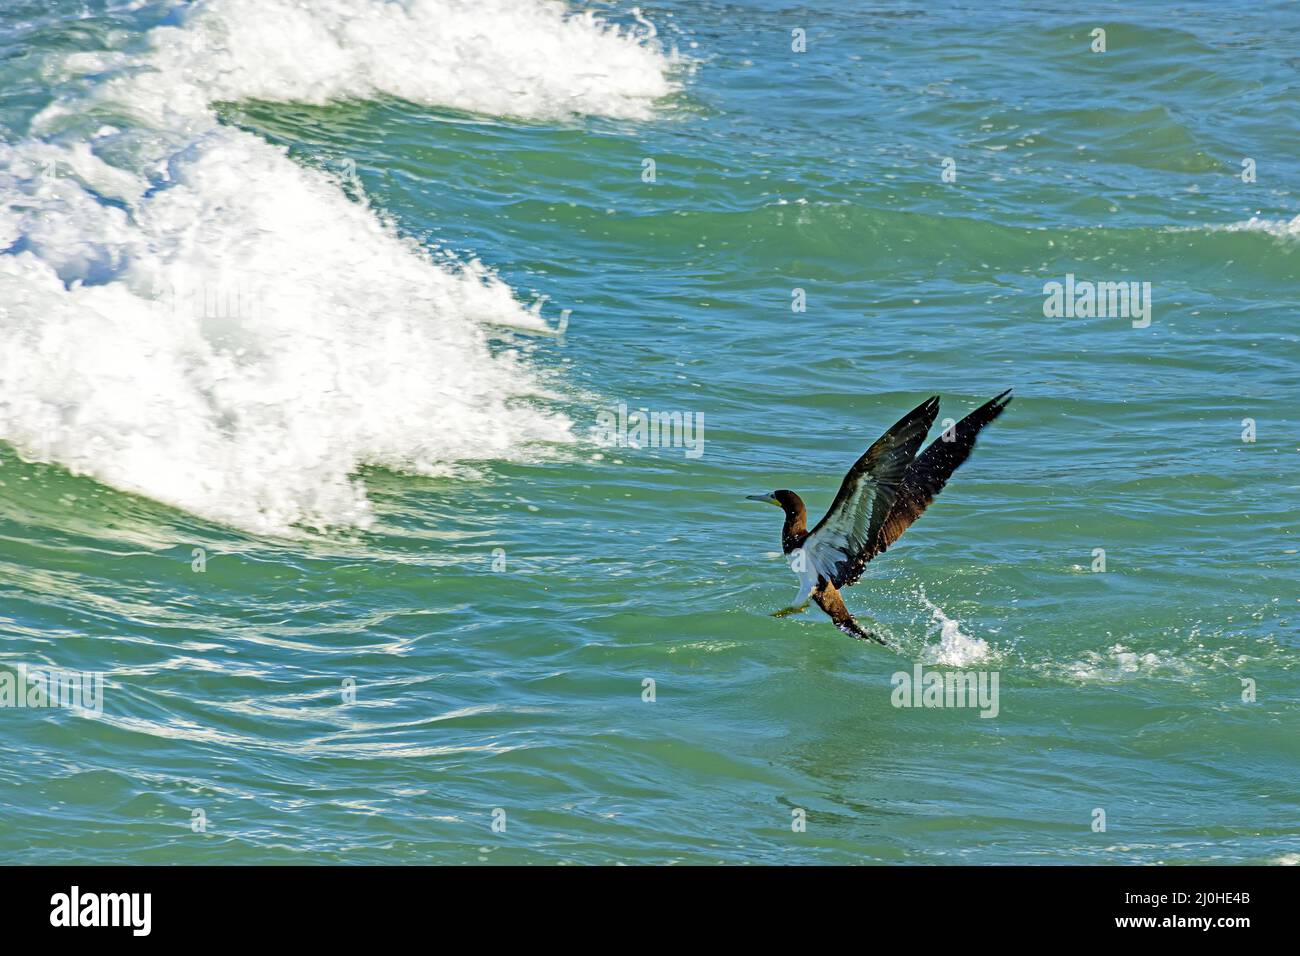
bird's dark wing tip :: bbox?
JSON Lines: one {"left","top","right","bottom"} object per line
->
{"left": 976, "top": 389, "right": 1014, "bottom": 420}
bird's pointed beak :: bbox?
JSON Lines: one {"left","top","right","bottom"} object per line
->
{"left": 746, "top": 493, "right": 778, "bottom": 505}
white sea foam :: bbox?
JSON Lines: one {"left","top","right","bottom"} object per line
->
{"left": 0, "top": 1, "right": 677, "bottom": 533}
{"left": 1181, "top": 214, "right": 1300, "bottom": 239}
{"left": 140, "top": 0, "right": 671, "bottom": 124}
{"left": 1220, "top": 214, "right": 1300, "bottom": 238}
{"left": 34, "top": 0, "right": 676, "bottom": 129}
{"left": 1061, "top": 644, "right": 1195, "bottom": 682}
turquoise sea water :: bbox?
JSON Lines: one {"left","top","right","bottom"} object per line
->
{"left": 0, "top": 0, "right": 1297, "bottom": 864}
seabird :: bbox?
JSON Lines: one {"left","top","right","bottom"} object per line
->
{"left": 747, "top": 391, "right": 1012, "bottom": 646}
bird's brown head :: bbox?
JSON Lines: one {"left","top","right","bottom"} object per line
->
{"left": 745, "top": 490, "right": 802, "bottom": 513}
{"left": 746, "top": 490, "right": 808, "bottom": 548}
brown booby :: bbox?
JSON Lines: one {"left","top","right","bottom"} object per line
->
{"left": 747, "top": 391, "right": 1012, "bottom": 646}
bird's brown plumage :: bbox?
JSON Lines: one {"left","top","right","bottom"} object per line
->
{"left": 751, "top": 391, "right": 1012, "bottom": 644}
{"left": 850, "top": 388, "right": 1014, "bottom": 584}
{"left": 804, "top": 396, "right": 940, "bottom": 588}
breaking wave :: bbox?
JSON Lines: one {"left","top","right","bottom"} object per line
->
{"left": 0, "top": 0, "right": 677, "bottom": 533}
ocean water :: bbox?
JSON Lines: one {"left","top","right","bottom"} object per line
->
{"left": 0, "top": 0, "right": 1296, "bottom": 865}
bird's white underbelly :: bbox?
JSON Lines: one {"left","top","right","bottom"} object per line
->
{"left": 788, "top": 554, "right": 821, "bottom": 604}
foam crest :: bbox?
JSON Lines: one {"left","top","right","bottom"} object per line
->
{"left": 1172, "top": 214, "right": 1300, "bottom": 240}
{"left": 1216, "top": 214, "right": 1300, "bottom": 239}
{"left": 100, "top": 0, "right": 677, "bottom": 125}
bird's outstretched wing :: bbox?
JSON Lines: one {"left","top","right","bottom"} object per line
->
{"left": 800, "top": 396, "right": 939, "bottom": 590}
{"left": 857, "top": 389, "right": 1013, "bottom": 576}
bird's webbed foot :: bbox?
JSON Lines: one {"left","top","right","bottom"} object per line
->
{"left": 771, "top": 602, "right": 811, "bottom": 618}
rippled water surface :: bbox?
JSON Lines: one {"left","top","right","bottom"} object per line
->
{"left": 0, "top": 0, "right": 1297, "bottom": 864}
